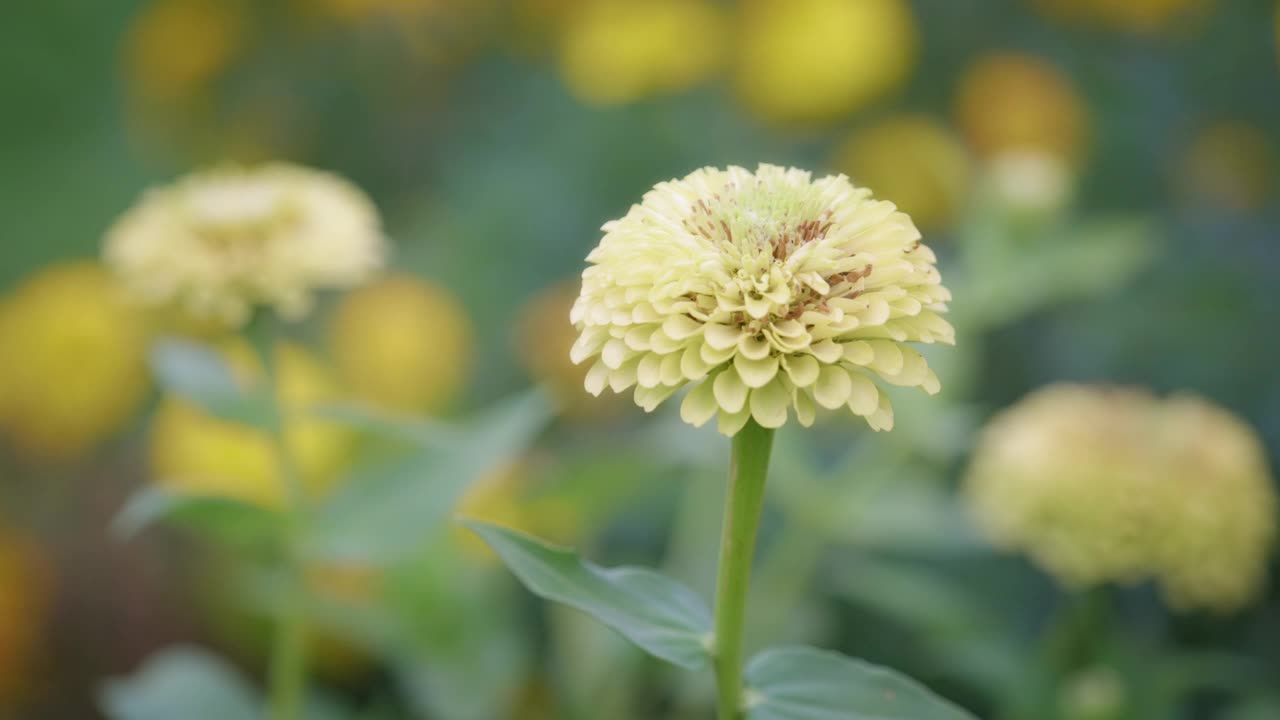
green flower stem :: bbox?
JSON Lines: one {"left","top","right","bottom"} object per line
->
{"left": 713, "top": 420, "right": 776, "bottom": 720}
{"left": 264, "top": 342, "right": 310, "bottom": 720}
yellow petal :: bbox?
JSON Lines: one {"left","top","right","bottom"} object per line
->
{"left": 782, "top": 354, "right": 820, "bottom": 387}
{"left": 793, "top": 388, "right": 816, "bottom": 427}
{"left": 846, "top": 373, "right": 879, "bottom": 416}
{"left": 749, "top": 380, "right": 789, "bottom": 429}
{"left": 681, "top": 344, "right": 712, "bottom": 380}
{"left": 733, "top": 353, "right": 780, "bottom": 389}
{"left": 680, "top": 379, "right": 718, "bottom": 426}
{"left": 663, "top": 314, "right": 703, "bottom": 340}
{"left": 713, "top": 368, "right": 748, "bottom": 413}
{"left": 814, "top": 366, "right": 853, "bottom": 409}
{"left": 842, "top": 340, "right": 874, "bottom": 365}
{"left": 717, "top": 406, "right": 751, "bottom": 436}
{"left": 737, "top": 334, "right": 772, "bottom": 360}
{"left": 705, "top": 323, "right": 744, "bottom": 350}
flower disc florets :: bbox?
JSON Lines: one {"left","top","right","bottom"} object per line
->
{"left": 570, "top": 164, "right": 954, "bottom": 435}
{"left": 105, "top": 163, "right": 386, "bottom": 327}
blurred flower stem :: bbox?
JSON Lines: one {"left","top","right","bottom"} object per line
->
{"left": 712, "top": 420, "right": 775, "bottom": 720}
{"left": 257, "top": 326, "right": 311, "bottom": 720}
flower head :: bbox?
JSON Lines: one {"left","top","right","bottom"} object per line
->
{"left": 105, "top": 163, "right": 386, "bottom": 328}
{"left": 965, "top": 384, "right": 1276, "bottom": 612}
{"left": 0, "top": 262, "right": 149, "bottom": 460}
{"left": 570, "top": 164, "right": 953, "bottom": 436}
{"left": 328, "top": 274, "right": 472, "bottom": 416}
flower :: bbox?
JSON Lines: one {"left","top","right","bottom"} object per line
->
{"left": 965, "top": 384, "right": 1276, "bottom": 612}
{"left": 570, "top": 164, "right": 953, "bottom": 436}
{"left": 734, "top": 0, "right": 917, "bottom": 124}
{"left": 558, "top": 0, "right": 727, "bottom": 105}
{"left": 831, "top": 115, "right": 971, "bottom": 231}
{"left": 105, "top": 164, "right": 386, "bottom": 328}
{"left": 148, "top": 341, "right": 354, "bottom": 507}
{"left": 0, "top": 262, "right": 149, "bottom": 461}
{"left": 328, "top": 274, "right": 472, "bottom": 415}
{"left": 982, "top": 150, "right": 1075, "bottom": 217}
{"left": 125, "top": 0, "right": 245, "bottom": 106}
{"left": 953, "top": 52, "right": 1088, "bottom": 167}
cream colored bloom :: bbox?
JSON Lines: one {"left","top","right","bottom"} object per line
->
{"left": 105, "top": 164, "right": 386, "bottom": 327}
{"left": 965, "top": 385, "right": 1276, "bottom": 612}
{"left": 570, "top": 164, "right": 953, "bottom": 436}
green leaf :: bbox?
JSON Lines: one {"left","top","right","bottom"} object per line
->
{"left": 745, "top": 647, "right": 977, "bottom": 720}
{"left": 311, "top": 389, "right": 552, "bottom": 563}
{"left": 307, "top": 402, "right": 454, "bottom": 449}
{"left": 149, "top": 338, "right": 276, "bottom": 427}
{"left": 112, "top": 486, "right": 283, "bottom": 547}
{"left": 466, "top": 521, "right": 713, "bottom": 670}
{"left": 99, "top": 647, "right": 259, "bottom": 720}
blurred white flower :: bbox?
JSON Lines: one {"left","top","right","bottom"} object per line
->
{"left": 105, "top": 163, "right": 386, "bottom": 327}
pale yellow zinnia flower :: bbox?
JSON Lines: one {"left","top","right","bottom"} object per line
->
{"left": 965, "top": 385, "right": 1276, "bottom": 612}
{"left": 0, "top": 262, "right": 149, "bottom": 461}
{"left": 105, "top": 164, "right": 386, "bottom": 328}
{"left": 327, "top": 274, "right": 472, "bottom": 416}
{"left": 734, "top": 0, "right": 917, "bottom": 124}
{"left": 558, "top": 0, "right": 727, "bottom": 106}
{"left": 148, "top": 341, "right": 354, "bottom": 508}
{"left": 571, "top": 164, "right": 953, "bottom": 436}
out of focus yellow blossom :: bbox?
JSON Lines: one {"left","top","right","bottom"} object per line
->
{"left": 105, "top": 164, "right": 386, "bottom": 329}
{"left": 1031, "top": 0, "right": 1212, "bottom": 34}
{"left": 1179, "top": 121, "right": 1274, "bottom": 212}
{"left": 558, "top": 0, "right": 727, "bottom": 106}
{"left": 517, "top": 281, "right": 626, "bottom": 419}
{"left": 149, "top": 341, "right": 354, "bottom": 508}
{"left": 831, "top": 115, "right": 971, "bottom": 231}
{"left": 965, "top": 385, "right": 1276, "bottom": 613}
{"left": 454, "top": 461, "right": 581, "bottom": 562}
{"left": 0, "top": 531, "right": 49, "bottom": 703}
{"left": 982, "top": 149, "right": 1076, "bottom": 217}
{"left": 954, "top": 53, "right": 1089, "bottom": 167}
{"left": 735, "top": 0, "right": 917, "bottom": 124}
{"left": 0, "top": 263, "right": 149, "bottom": 461}
{"left": 328, "top": 275, "right": 472, "bottom": 416}
{"left": 125, "top": 0, "right": 245, "bottom": 106}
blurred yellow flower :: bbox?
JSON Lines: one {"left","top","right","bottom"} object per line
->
{"left": 105, "top": 164, "right": 386, "bottom": 329}
{"left": 517, "top": 281, "right": 627, "bottom": 419}
{"left": 125, "top": 0, "right": 245, "bottom": 106}
{"left": 328, "top": 274, "right": 472, "bottom": 416}
{"left": 965, "top": 385, "right": 1276, "bottom": 612}
{"left": 831, "top": 115, "right": 971, "bottom": 231}
{"left": 1032, "top": 0, "right": 1212, "bottom": 34}
{"left": 0, "top": 262, "right": 149, "bottom": 461}
{"left": 1179, "top": 121, "right": 1274, "bottom": 212}
{"left": 455, "top": 461, "right": 581, "bottom": 562}
{"left": 735, "top": 0, "right": 917, "bottom": 124}
{"left": 0, "top": 531, "right": 49, "bottom": 703}
{"left": 954, "top": 53, "right": 1089, "bottom": 167}
{"left": 558, "top": 0, "right": 727, "bottom": 105}
{"left": 148, "top": 341, "right": 354, "bottom": 507}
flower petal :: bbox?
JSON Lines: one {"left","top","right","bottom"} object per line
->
{"left": 680, "top": 379, "right": 718, "bottom": 426}
{"left": 782, "top": 354, "right": 820, "bottom": 387}
{"left": 734, "top": 353, "right": 780, "bottom": 389}
{"left": 749, "top": 380, "right": 790, "bottom": 429}
{"left": 713, "top": 368, "right": 748, "bottom": 413}
{"left": 846, "top": 372, "right": 880, "bottom": 416}
{"left": 814, "top": 366, "right": 853, "bottom": 409}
